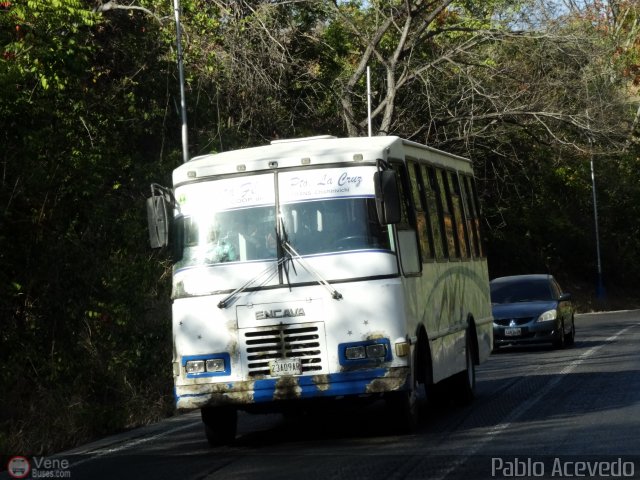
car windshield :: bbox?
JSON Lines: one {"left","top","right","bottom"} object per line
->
{"left": 490, "top": 279, "right": 553, "bottom": 304}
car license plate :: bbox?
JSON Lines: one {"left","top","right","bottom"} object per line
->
{"left": 504, "top": 327, "right": 522, "bottom": 337}
{"left": 269, "top": 357, "right": 302, "bottom": 376}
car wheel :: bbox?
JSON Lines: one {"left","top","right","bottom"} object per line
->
{"left": 553, "top": 320, "right": 566, "bottom": 348}
{"left": 565, "top": 316, "right": 576, "bottom": 346}
{"left": 202, "top": 406, "right": 237, "bottom": 446}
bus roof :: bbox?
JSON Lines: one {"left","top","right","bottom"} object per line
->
{"left": 173, "top": 136, "right": 472, "bottom": 185}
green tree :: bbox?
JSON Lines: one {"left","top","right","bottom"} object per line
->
{"left": 1, "top": 0, "right": 177, "bottom": 453}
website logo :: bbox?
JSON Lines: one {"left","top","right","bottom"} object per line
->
{"left": 7, "top": 456, "right": 30, "bottom": 479}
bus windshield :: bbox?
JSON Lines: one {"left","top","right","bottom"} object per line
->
{"left": 281, "top": 198, "right": 390, "bottom": 255}
{"left": 178, "top": 205, "right": 277, "bottom": 267}
{"left": 177, "top": 197, "right": 391, "bottom": 269}
{"left": 174, "top": 166, "right": 394, "bottom": 270}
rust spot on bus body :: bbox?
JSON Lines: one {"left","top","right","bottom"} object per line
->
{"left": 365, "top": 368, "right": 409, "bottom": 393}
{"left": 273, "top": 376, "right": 302, "bottom": 400}
{"left": 312, "top": 374, "right": 331, "bottom": 391}
{"left": 177, "top": 383, "right": 256, "bottom": 410}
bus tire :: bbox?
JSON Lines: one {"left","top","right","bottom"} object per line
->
{"left": 385, "top": 349, "right": 426, "bottom": 433}
{"left": 202, "top": 406, "right": 237, "bottom": 446}
{"left": 386, "top": 386, "right": 421, "bottom": 434}
{"left": 451, "top": 328, "right": 476, "bottom": 405}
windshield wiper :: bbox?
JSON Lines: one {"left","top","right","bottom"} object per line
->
{"left": 217, "top": 260, "right": 281, "bottom": 308}
{"left": 218, "top": 219, "right": 343, "bottom": 308}
{"left": 276, "top": 220, "right": 296, "bottom": 292}
{"left": 281, "top": 241, "right": 343, "bottom": 300}
{"left": 278, "top": 217, "right": 342, "bottom": 301}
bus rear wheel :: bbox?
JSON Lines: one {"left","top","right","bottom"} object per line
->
{"left": 201, "top": 406, "right": 237, "bottom": 446}
{"left": 450, "top": 329, "right": 476, "bottom": 404}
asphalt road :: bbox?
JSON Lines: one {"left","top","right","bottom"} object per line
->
{"left": 8, "top": 310, "right": 640, "bottom": 480}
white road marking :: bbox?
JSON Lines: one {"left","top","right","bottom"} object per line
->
{"left": 66, "top": 419, "right": 200, "bottom": 468}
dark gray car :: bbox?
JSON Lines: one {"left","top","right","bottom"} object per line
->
{"left": 490, "top": 274, "right": 575, "bottom": 349}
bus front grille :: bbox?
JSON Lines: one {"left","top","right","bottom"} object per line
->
{"left": 242, "top": 323, "right": 327, "bottom": 377}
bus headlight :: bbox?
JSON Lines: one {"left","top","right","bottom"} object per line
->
{"left": 183, "top": 353, "right": 230, "bottom": 376}
{"left": 345, "top": 346, "right": 366, "bottom": 360}
{"left": 206, "top": 358, "right": 226, "bottom": 372}
{"left": 185, "top": 360, "right": 205, "bottom": 374}
{"left": 366, "top": 343, "right": 387, "bottom": 358}
{"left": 340, "top": 339, "right": 391, "bottom": 365}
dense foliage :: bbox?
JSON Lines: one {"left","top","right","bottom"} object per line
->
{"left": 1, "top": 0, "right": 639, "bottom": 454}
{"left": 0, "top": 0, "right": 177, "bottom": 454}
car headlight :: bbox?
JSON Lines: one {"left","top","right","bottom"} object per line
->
{"left": 536, "top": 309, "right": 557, "bottom": 323}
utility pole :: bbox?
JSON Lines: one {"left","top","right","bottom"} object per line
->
{"left": 585, "top": 85, "right": 604, "bottom": 301}
{"left": 367, "top": 66, "right": 372, "bottom": 137}
{"left": 173, "top": 0, "right": 189, "bottom": 163}
{"left": 589, "top": 138, "right": 605, "bottom": 299}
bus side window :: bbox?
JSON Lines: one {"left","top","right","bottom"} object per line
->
{"left": 435, "top": 168, "right": 459, "bottom": 259}
{"left": 408, "top": 161, "right": 435, "bottom": 261}
{"left": 461, "top": 175, "right": 481, "bottom": 258}
{"left": 449, "top": 172, "right": 470, "bottom": 259}
{"left": 468, "top": 176, "right": 485, "bottom": 258}
{"left": 423, "top": 166, "right": 447, "bottom": 260}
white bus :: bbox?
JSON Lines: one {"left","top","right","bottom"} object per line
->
{"left": 147, "top": 135, "right": 493, "bottom": 445}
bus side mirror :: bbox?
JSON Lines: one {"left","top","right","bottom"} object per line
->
{"left": 147, "top": 195, "right": 170, "bottom": 248}
{"left": 374, "top": 170, "right": 401, "bottom": 225}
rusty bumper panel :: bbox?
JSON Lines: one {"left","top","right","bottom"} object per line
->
{"left": 175, "top": 367, "right": 410, "bottom": 410}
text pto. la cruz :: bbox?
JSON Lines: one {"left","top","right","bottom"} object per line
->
{"left": 492, "top": 457, "right": 635, "bottom": 478}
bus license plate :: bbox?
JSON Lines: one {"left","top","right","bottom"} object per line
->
{"left": 269, "top": 357, "right": 302, "bottom": 376}
{"left": 504, "top": 327, "right": 522, "bottom": 337}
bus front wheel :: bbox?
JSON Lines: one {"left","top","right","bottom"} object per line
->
{"left": 385, "top": 366, "right": 426, "bottom": 433}
{"left": 201, "top": 406, "right": 237, "bottom": 446}
{"left": 386, "top": 387, "right": 421, "bottom": 434}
